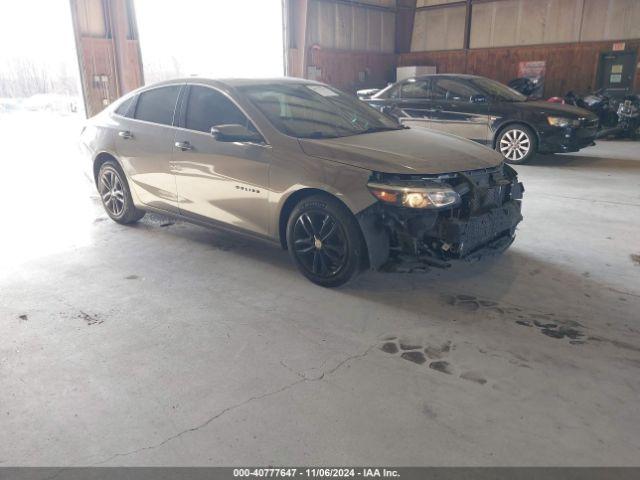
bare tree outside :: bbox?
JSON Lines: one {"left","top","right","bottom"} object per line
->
{"left": 142, "top": 55, "right": 184, "bottom": 84}
{"left": 0, "top": 1, "right": 80, "bottom": 113}
{"left": 0, "top": 57, "right": 78, "bottom": 98}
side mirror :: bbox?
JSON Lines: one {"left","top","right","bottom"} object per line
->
{"left": 211, "top": 124, "right": 263, "bottom": 143}
{"left": 471, "top": 94, "right": 488, "bottom": 104}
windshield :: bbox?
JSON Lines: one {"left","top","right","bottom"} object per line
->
{"left": 239, "top": 83, "right": 402, "bottom": 139}
{"left": 468, "top": 77, "right": 526, "bottom": 102}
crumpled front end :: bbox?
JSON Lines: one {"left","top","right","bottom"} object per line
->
{"left": 357, "top": 164, "right": 524, "bottom": 272}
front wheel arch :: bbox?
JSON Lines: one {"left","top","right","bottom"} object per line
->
{"left": 285, "top": 192, "right": 367, "bottom": 287}
{"left": 492, "top": 121, "right": 540, "bottom": 150}
{"left": 278, "top": 188, "right": 360, "bottom": 249}
{"left": 493, "top": 122, "right": 539, "bottom": 163}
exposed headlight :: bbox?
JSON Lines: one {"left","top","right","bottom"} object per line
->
{"left": 367, "top": 182, "right": 460, "bottom": 209}
{"left": 547, "top": 116, "right": 580, "bottom": 127}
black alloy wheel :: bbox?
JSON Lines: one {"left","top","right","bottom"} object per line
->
{"left": 287, "top": 194, "right": 365, "bottom": 287}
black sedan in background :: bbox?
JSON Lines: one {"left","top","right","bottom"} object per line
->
{"left": 362, "top": 74, "right": 598, "bottom": 164}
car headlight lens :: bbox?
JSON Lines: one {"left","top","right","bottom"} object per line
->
{"left": 367, "top": 182, "right": 460, "bottom": 209}
{"left": 547, "top": 116, "right": 580, "bottom": 127}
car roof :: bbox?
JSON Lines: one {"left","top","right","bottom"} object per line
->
{"left": 406, "top": 74, "right": 483, "bottom": 81}
{"left": 142, "top": 76, "right": 323, "bottom": 89}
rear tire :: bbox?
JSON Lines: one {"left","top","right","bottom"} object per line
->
{"left": 496, "top": 124, "right": 536, "bottom": 164}
{"left": 97, "top": 160, "right": 145, "bottom": 224}
{"left": 286, "top": 194, "right": 365, "bottom": 287}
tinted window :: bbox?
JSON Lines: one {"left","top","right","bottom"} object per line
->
{"left": 400, "top": 79, "right": 430, "bottom": 99}
{"left": 378, "top": 84, "right": 400, "bottom": 99}
{"left": 185, "top": 86, "right": 250, "bottom": 133}
{"left": 468, "top": 77, "right": 526, "bottom": 102}
{"left": 432, "top": 78, "right": 480, "bottom": 102}
{"left": 241, "top": 83, "right": 401, "bottom": 139}
{"left": 388, "top": 85, "right": 401, "bottom": 99}
{"left": 134, "top": 85, "right": 180, "bottom": 125}
{"left": 115, "top": 96, "right": 135, "bottom": 117}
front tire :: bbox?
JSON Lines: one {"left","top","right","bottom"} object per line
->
{"left": 496, "top": 124, "right": 536, "bottom": 164}
{"left": 286, "top": 194, "right": 365, "bottom": 287}
{"left": 97, "top": 160, "right": 145, "bottom": 224}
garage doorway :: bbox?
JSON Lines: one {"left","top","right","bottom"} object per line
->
{"left": 597, "top": 50, "right": 637, "bottom": 98}
{"left": 135, "top": 0, "right": 284, "bottom": 82}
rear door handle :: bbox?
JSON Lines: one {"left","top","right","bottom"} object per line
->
{"left": 174, "top": 141, "right": 193, "bottom": 151}
{"left": 118, "top": 130, "right": 132, "bottom": 139}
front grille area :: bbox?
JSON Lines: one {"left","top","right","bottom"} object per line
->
{"left": 367, "top": 163, "right": 523, "bottom": 268}
{"left": 438, "top": 201, "right": 523, "bottom": 257}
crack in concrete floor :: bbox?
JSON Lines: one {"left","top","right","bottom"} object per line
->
{"left": 89, "top": 345, "right": 376, "bottom": 466}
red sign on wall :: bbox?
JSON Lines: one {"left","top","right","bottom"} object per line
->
{"left": 517, "top": 60, "right": 546, "bottom": 79}
{"left": 517, "top": 61, "right": 546, "bottom": 99}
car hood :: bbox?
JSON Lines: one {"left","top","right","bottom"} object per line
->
{"left": 514, "top": 100, "right": 597, "bottom": 119}
{"left": 298, "top": 128, "right": 503, "bottom": 175}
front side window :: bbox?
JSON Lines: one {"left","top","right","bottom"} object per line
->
{"left": 241, "top": 83, "right": 402, "bottom": 139}
{"left": 184, "top": 86, "right": 251, "bottom": 133}
{"left": 431, "top": 79, "right": 480, "bottom": 102}
{"left": 468, "top": 77, "right": 526, "bottom": 102}
{"left": 400, "top": 79, "right": 430, "bottom": 99}
{"left": 375, "top": 84, "right": 400, "bottom": 99}
{"left": 134, "top": 85, "right": 180, "bottom": 126}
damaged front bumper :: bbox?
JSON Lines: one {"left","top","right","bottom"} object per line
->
{"left": 357, "top": 164, "right": 524, "bottom": 272}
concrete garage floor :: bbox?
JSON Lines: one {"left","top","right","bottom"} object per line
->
{"left": 1, "top": 111, "right": 639, "bottom": 466}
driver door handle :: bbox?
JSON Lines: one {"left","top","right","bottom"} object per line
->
{"left": 118, "top": 130, "right": 132, "bottom": 139}
{"left": 174, "top": 141, "right": 193, "bottom": 151}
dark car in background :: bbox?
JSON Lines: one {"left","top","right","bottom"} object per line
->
{"left": 362, "top": 74, "right": 599, "bottom": 164}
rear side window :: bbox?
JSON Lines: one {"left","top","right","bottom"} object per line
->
{"left": 134, "top": 85, "right": 180, "bottom": 126}
{"left": 184, "top": 85, "right": 250, "bottom": 133}
{"left": 115, "top": 96, "right": 135, "bottom": 117}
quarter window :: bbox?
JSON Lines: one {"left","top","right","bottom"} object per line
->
{"left": 134, "top": 85, "right": 181, "bottom": 126}
{"left": 115, "top": 96, "right": 135, "bottom": 117}
{"left": 185, "top": 86, "right": 251, "bottom": 133}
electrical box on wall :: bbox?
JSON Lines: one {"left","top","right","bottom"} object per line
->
{"left": 397, "top": 66, "right": 436, "bottom": 81}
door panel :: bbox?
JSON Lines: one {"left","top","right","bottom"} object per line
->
{"left": 428, "top": 101, "right": 490, "bottom": 143}
{"left": 396, "top": 78, "right": 433, "bottom": 130}
{"left": 428, "top": 78, "right": 489, "bottom": 143}
{"left": 116, "top": 120, "right": 179, "bottom": 212}
{"left": 115, "top": 84, "right": 182, "bottom": 213}
{"left": 173, "top": 85, "right": 271, "bottom": 236}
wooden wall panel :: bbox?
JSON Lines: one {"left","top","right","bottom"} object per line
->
{"left": 79, "top": 38, "right": 119, "bottom": 116}
{"left": 581, "top": 0, "right": 640, "bottom": 42}
{"left": 399, "top": 39, "right": 640, "bottom": 96}
{"left": 419, "top": 0, "right": 640, "bottom": 52}
{"left": 411, "top": 5, "right": 465, "bottom": 51}
{"left": 308, "top": 48, "right": 397, "bottom": 92}
{"left": 307, "top": 0, "right": 395, "bottom": 53}
{"left": 71, "top": 0, "right": 144, "bottom": 117}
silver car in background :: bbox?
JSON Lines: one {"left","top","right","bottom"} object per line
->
{"left": 80, "top": 78, "right": 524, "bottom": 287}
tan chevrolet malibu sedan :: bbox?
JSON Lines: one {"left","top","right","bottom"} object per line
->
{"left": 80, "top": 78, "right": 524, "bottom": 287}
